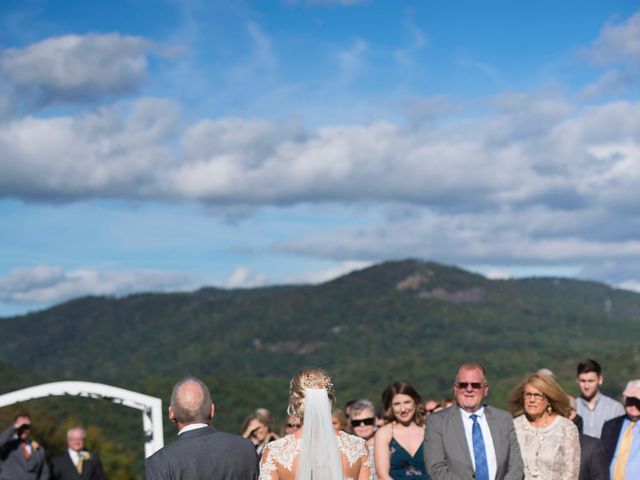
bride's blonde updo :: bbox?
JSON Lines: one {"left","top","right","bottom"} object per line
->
{"left": 288, "top": 367, "right": 335, "bottom": 418}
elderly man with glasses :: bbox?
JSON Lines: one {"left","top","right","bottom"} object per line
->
{"left": 601, "top": 379, "right": 640, "bottom": 480}
{"left": 424, "top": 362, "right": 524, "bottom": 480}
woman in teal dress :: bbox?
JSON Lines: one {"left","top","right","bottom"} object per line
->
{"left": 374, "top": 381, "right": 430, "bottom": 479}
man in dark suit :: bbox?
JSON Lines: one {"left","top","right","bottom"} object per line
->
{"left": 50, "top": 427, "right": 106, "bottom": 480}
{"left": 0, "top": 413, "right": 50, "bottom": 480}
{"left": 567, "top": 395, "right": 609, "bottom": 480}
{"left": 424, "top": 362, "right": 524, "bottom": 480}
{"left": 579, "top": 434, "right": 610, "bottom": 480}
{"left": 145, "top": 376, "right": 258, "bottom": 480}
{"left": 601, "top": 379, "right": 640, "bottom": 480}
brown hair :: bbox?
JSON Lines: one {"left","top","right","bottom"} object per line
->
{"left": 240, "top": 408, "right": 275, "bottom": 435}
{"left": 331, "top": 407, "right": 350, "bottom": 433}
{"left": 288, "top": 368, "right": 336, "bottom": 418}
{"left": 381, "top": 380, "right": 425, "bottom": 426}
{"left": 508, "top": 372, "right": 571, "bottom": 418}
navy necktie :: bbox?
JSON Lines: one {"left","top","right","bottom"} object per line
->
{"left": 470, "top": 414, "right": 490, "bottom": 480}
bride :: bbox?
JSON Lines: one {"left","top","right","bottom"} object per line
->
{"left": 259, "top": 368, "right": 372, "bottom": 480}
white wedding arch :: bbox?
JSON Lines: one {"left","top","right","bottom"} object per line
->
{"left": 0, "top": 381, "right": 164, "bottom": 458}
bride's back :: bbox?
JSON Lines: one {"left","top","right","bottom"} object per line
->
{"left": 259, "top": 430, "right": 371, "bottom": 480}
{"left": 261, "top": 368, "right": 372, "bottom": 480}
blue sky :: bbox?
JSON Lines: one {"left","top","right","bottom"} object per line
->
{"left": 2, "top": 0, "right": 640, "bottom": 316}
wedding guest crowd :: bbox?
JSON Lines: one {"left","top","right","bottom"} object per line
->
{"left": 0, "top": 417, "right": 107, "bottom": 480}
{"left": 2, "top": 357, "right": 635, "bottom": 480}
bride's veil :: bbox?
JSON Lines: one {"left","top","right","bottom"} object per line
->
{"left": 296, "top": 388, "right": 343, "bottom": 480}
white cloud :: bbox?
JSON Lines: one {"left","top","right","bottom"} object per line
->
{"left": 0, "top": 33, "right": 153, "bottom": 106}
{"left": 618, "top": 280, "right": 640, "bottom": 293}
{"left": 0, "top": 266, "right": 194, "bottom": 305}
{"left": 586, "top": 11, "right": 640, "bottom": 66}
{"left": 283, "top": 260, "right": 372, "bottom": 284}
{"left": 2, "top": 95, "right": 640, "bottom": 218}
{"left": 225, "top": 267, "right": 268, "bottom": 288}
{"left": 485, "top": 270, "right": 512, "bottom": 280}
{"left": 279, "top": 207, "right": 640, "bottom": 267}
{"left": 580, "top": 11, "right": 640, "bottom": 97}
{"left": 0, "top": 98, "right": 179, "bottom": 199}
{"left": 394, "top": 21, "right": 428, "bottom": 66}
{"left": 337, "top": 39, "right": 367, "bottom": 82}
{"left": 246, "top": 21, "right": 278, "bottom": 71}
{"left": 581, "top": 70, "right": 631, "bottom": 99}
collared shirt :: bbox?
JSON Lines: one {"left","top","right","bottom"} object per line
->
{"left": 67, "top": 449, "right": 85, "bottom": 467}
{"left": 576, "top": 393, "right": 625, "bottom": 438}
{"left": 178, "top": 423, "right": 208, "bottom": 436}
{"left": 609, "top": 418, "right": 640, "bottom": 478}
{"left": 459, "top": 406, "right": 497, "bottom": 480}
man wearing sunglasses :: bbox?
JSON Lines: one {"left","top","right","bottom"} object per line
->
{"left": 424, "top": 362, "right": 523, "bottom": 480}
{"left": 600, "top": 379, "right": 640, "bottom": 480}
{"left": 349, "top": 399, "right": 377, "bottom": 479}
{"left": 0, "top": 414, "right": 50, "bottom": 480}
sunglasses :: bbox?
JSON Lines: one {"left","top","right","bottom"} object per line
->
{"left": 286, "top": 423, "right": 301, "bottom": 429}
{"left": 455, "top": 382, "right": 485, "bottom": 390}
{"left": 350, "top": 417, "right": 376, "bottom": 427}
{"left": 625, "top": 397, "right": 640, "bottom": 409}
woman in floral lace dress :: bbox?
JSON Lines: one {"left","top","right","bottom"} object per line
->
{"left": 508, "top": 372, "right": 580, "bottom": 480}
{"left": 259, "top": 368, "right": 372, "bottom": 480}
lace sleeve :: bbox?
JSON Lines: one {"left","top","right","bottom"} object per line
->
{"left": 259, "top": 444, "right": 278, "bottom": 480}
{"left": 358, "top": 444, "right": 373, "bottom": 480}
{"left": 337, "top": 432, "right": 373, "bottom": 480}
{"left": 562, "top": 421, "right": 580, "bottom": 480}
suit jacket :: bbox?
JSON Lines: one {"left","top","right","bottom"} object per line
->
{"left": 0, "top": 427, "right": 50, "bottom": 480}
{"left": 600, "top": 415, "right": 626, "bottom": 464}
{"left": 145, "top": 425, "right": 258, "bottom": 480}
{"left": 424, "top": 405, "right": 524, "bottom": 480}
{"left": 50, "top": 451, "right": 106, "bottom": 480}
{"left": 579, "top": 434, "right": 609, "bottom": 480}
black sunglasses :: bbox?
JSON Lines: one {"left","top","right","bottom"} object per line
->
{"left": 455, "top": 382, "right": 485, "bottom": 390}
{"left": 286, "top": 423, "right": 301, "bottom": 429}
{"left": 350, "top": 417, "right": 376, "bottom": 427}
{"left": 625, "top": 397, "right": 640, "bottom": 409}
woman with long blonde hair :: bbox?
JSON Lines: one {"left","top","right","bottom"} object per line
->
{"left": 509, "top": 372, "right": 580, "bottom": 479}
{"left": 259, "top": 368, "right": 371, "bottom": 480}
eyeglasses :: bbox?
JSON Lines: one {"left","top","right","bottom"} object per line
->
{"left": 524, "top": 392, "right": 547, "bottom": 401}
{"left": 350, "top": 417, "right": 376, "bottom": 427}
{"left": 455, "top": 382, "right": 485, "bottom": 390}
{"left": 286, "top": 423, "right": 301, "bottom": 429}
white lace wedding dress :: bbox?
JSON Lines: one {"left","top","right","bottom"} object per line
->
{"left": 259, "top": 430, "right": 372, "bottom": 480}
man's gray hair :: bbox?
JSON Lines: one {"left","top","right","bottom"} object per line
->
{"left": 170, "top": 376, "right": 213, "bottom": 423}
{"left": 350, "top": 399, "right": 375, "bottom": 416}
{"left": 66, "top": 427, "right": 86, "bottom": 438}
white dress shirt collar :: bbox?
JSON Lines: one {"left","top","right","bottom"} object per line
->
{"left": 67, "top": 449, "right": 85, "bottom": 466}
{"left": 178, "top": 423, "right": 208, "bottom": 435}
